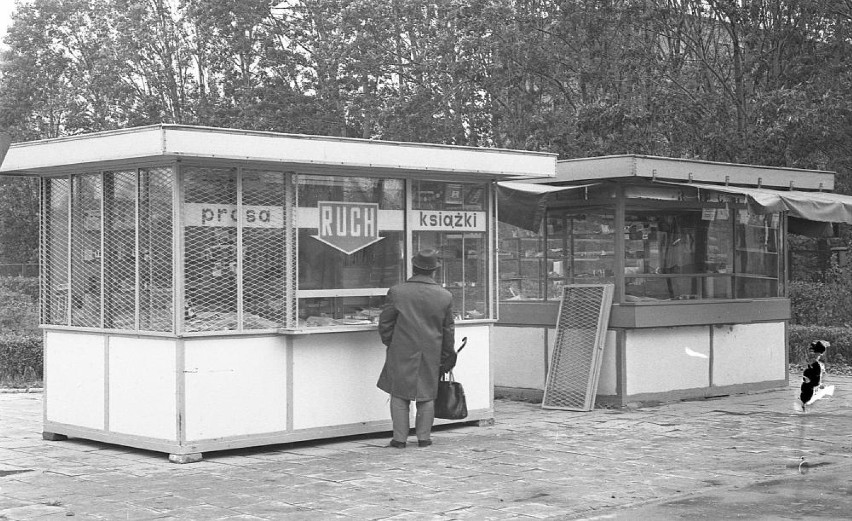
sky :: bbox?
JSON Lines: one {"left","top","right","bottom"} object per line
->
{"left": 0, "top": 0, "right": 17, "bottom": 48}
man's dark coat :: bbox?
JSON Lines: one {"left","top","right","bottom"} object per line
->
{"left": 377, "top": 274, "right": 455, "bottom": 401}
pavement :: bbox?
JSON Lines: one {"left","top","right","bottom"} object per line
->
{"left": 1, "top": 377, "right": 852, "bottom": 520}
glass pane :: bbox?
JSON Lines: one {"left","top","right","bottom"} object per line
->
{"left": 556, "top": 212, "right": 615, "bottom": 289}
{"left": 623, "top": 206, "right": 745, "bottom": 301}
{"left": 413, "top": 231, "right": 488, "bottom": 320}
{"left": 297, "top": 176, "right": 404, "bottom": 326}
{"left": 498, "top": 223, "right": 545, "bottom": 300}
{"left": 139, "top": 168, "right": 173, "bottom": 331}
{"left": 104, "top": 171, "right": 137, "bottom": 329}
{"left": 70, "top": 174, "right": 102, "bottom": 327}
{"left": 242, "top": 170, "right": 286, "bottom": 329}
{"left": 735, "top": 212, "right": 781, "bottom": 298}
{"left": 43, "top": 177, "right": 70, "bottom": 325}
{"left": 412, "top": 180, "right": 488, "bottom": 319}
{"left": 183, "top": 167, "right": 238, "bottom": 332}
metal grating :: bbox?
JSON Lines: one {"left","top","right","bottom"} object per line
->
{"left": 183, "top": 167, "right": 238, "bottom": 332}
{"left": 104, "top": 171, "right": 137, "bottom": 330}
{"left": 70, "top": 174, "right": 102, "bottom": 328}
{"left": 542, "top": 284, "right": 614, "bottom": 411}
{"left": 242, "top": 170, "right": 287, "bottom": 329}
{"left": 43, "top": 177, "right": 70, "bottom": 325}
{"left": 284, "top": 176, "right": 298, "bottom": 329}
{"left": 139, "top": 168, "right": 173, "bottom": 331}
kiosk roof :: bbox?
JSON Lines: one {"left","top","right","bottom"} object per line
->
{"left": 0, "top": 124, "right": 557, "bottom": 180}
{"left": 552, "top": 154, "right": 834, "bottom": 191}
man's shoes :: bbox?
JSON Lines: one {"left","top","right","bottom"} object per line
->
{"left": 417, "top": 439, "right": 432, "bottom": 448}
{"left": 388, "top": 440, "right": 406, "bottom": 449}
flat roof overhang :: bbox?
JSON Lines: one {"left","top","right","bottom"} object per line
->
{"left": 550, "top": 154, "right": 835, "bottom": 191}
{"left": 0, "top": 125, "right": 557, "bottom": 181}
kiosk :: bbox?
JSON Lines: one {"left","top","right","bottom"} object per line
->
{"left": 0, "top": 125, "right": 556, "bottom": 462}
{"left": 494, "top": 155, "right": 852, "bottom": 406}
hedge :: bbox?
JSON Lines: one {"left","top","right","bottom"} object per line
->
{"left": 788, "top": 324, "right": 852, "bottom": 366}
{"left": 0, "top": 331, "right": 42, "bottom": 387}
{"left": 0, "top": 276, "right": 39, "bottom": 302}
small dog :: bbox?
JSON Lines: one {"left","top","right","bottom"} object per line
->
{"left": 795, "top": 340, "right": 834, "bottom": 413}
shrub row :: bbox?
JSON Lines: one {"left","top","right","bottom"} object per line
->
{"left": 788, "top": 324, "right": 852, "bottom": 366}
{"left": 0, "top": 331, "right": 42, "bottom": 387}
{"left": 788, "top": 264, "right": 852, "bottom": 327}
{"left": 0, "top": 276, "right": 39, "bottom": 302}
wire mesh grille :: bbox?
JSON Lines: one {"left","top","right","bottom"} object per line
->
{"left": 139, "top": 168, "right": 173, "bottom": 332}
{"left": 183, "top": 167, "right": 238, "bottom": 332}
{"left": 542, "top": 284, "right": 614, "bottom": 411}
{"left": 42, "top": 177, "right": 70, "bottom": 325}
{"left": 104, "top": 171, "right": 137, "bottom": 329}
{"left": 285, "top": 177, "right": 298, "bottom": 329}
{"left": 242, "top": 170, "right": 287, "bottom": 329}
{"left": 70, "top": 174, "right": 102, "bottom": 328}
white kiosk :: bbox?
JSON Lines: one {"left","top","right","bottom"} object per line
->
{"left": 0, "top": 125, "right": 556, "bottom": 462}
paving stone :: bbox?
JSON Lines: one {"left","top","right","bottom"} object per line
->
{"left": 1, "top": 378, "right": 852, "bottom": 519}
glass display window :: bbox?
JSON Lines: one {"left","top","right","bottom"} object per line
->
{"left": 624, "top": 208, "right": 734, "bottom": 301}
{"left": 183, "top": 167, "right": 239, "bottom": 331}
{"left": 735, "top": 211, "right": 782, "bottom": 298}
{"left": 497, "top": 187, "right": 784, "bottom": 303}
{"left": 41, "top": 169, "right": 174, "bottom": 332}
{"left": 182, "top": 166, "right": 290, "bottom": 332}
{"left": 411, "top": 180, "right": 489, "bottom": 320}
{"left": 43, "top": 167, "right": 495, "bottom": 333}
{"left": 297, "top": 175, "right": 405, "bottom": 327}
{"left": 498, "top": 210, "right": 614, "bottom": 301}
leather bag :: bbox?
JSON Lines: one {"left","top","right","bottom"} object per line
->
{"left": 435, "top": 370, "right": 468, "bottom": 420}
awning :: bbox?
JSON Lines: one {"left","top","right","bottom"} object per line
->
{"left": 497, "top": 181, "right": 598, "bottom": 231}
{"left": 669, "top": 182, "right": 852, "bottom": 224}
{"left": 498, "top": 179, "right": 852, "bottom": 236}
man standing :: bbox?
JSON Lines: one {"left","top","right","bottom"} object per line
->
{"left": 377, "top": 249, "right": 456, "bottom": 448}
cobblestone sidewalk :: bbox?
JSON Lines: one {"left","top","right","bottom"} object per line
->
{"left": 2, "top": 378, "right": 851, "bottom": 520}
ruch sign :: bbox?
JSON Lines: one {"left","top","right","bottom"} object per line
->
{"left": 312, "top": 201, "right": 384, "bottom": 254}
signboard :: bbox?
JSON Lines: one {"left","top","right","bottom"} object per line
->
{"left": 185, "top": 203, "right": 284, "bottom": 228}
{"left": 410, "top": 210, "right": 487, "bottom": 232}
{"left": 312, "top": 201, "right": 383, "bottom": 254}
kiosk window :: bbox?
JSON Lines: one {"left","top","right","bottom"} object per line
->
{"left": 498, "top": 199, "right": 782, "bottom": 303}
{"left": 41, "top": 169, "right": 174, "bottom": 332}
{"left": 499, "top": 212, "right": 615, "bottom": 301}
{"left": 297, "top": 175, "right": 404, "bottom": 327}
{"left": 182, "top": 167, "right": 289, "bottom": 332}
{"left": 412, "top": 180, "right": 489, "bottom": 320}
{"left": 624, "top": 208, "right": 781, "bottom": 301}
{"left": 624, "top": 210, "right": 733, "bottom": 301}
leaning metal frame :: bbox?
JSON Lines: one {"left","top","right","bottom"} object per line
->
{"left": 542, "top": 284, "right": 614, "bottom": 411}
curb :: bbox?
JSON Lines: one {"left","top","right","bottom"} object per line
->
{"left": 0, "top": 387, "right": 43, "bottom": 394}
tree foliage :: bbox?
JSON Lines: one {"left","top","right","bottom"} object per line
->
{"left": 1, "top": 0, "right": 850, "bottom": 173}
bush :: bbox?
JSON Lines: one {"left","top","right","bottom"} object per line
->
{"left": 789, "top": 261, "right": 852, "bottom": 326}
{"left": 788, "top": 324, "right": 852, "bottom": 366}
{"left": 0, "top": 276, "right": 39, "bottom": 334}
{"left": 0, "top": 331, "right": 42, "bottom": 387}
{"left": 0, "top": 276, "right": 39, "bottom": 302}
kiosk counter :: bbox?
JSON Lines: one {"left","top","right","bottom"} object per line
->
{"left": 0, "top": 125, "right": 557, "bottom": 462}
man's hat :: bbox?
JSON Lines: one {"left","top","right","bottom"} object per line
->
{"left": 412, "top": 249, "right": 441, "bottom": 271}
{"left": 810, "top": 340, "right": 830, "bottom": 354}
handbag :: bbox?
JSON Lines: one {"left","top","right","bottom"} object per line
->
{"left": 435, "top": 370, "right": 468, "bottom": 420}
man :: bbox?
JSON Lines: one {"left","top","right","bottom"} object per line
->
{"left": 377, "top": 249, "right": 456, "bottom": 448}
